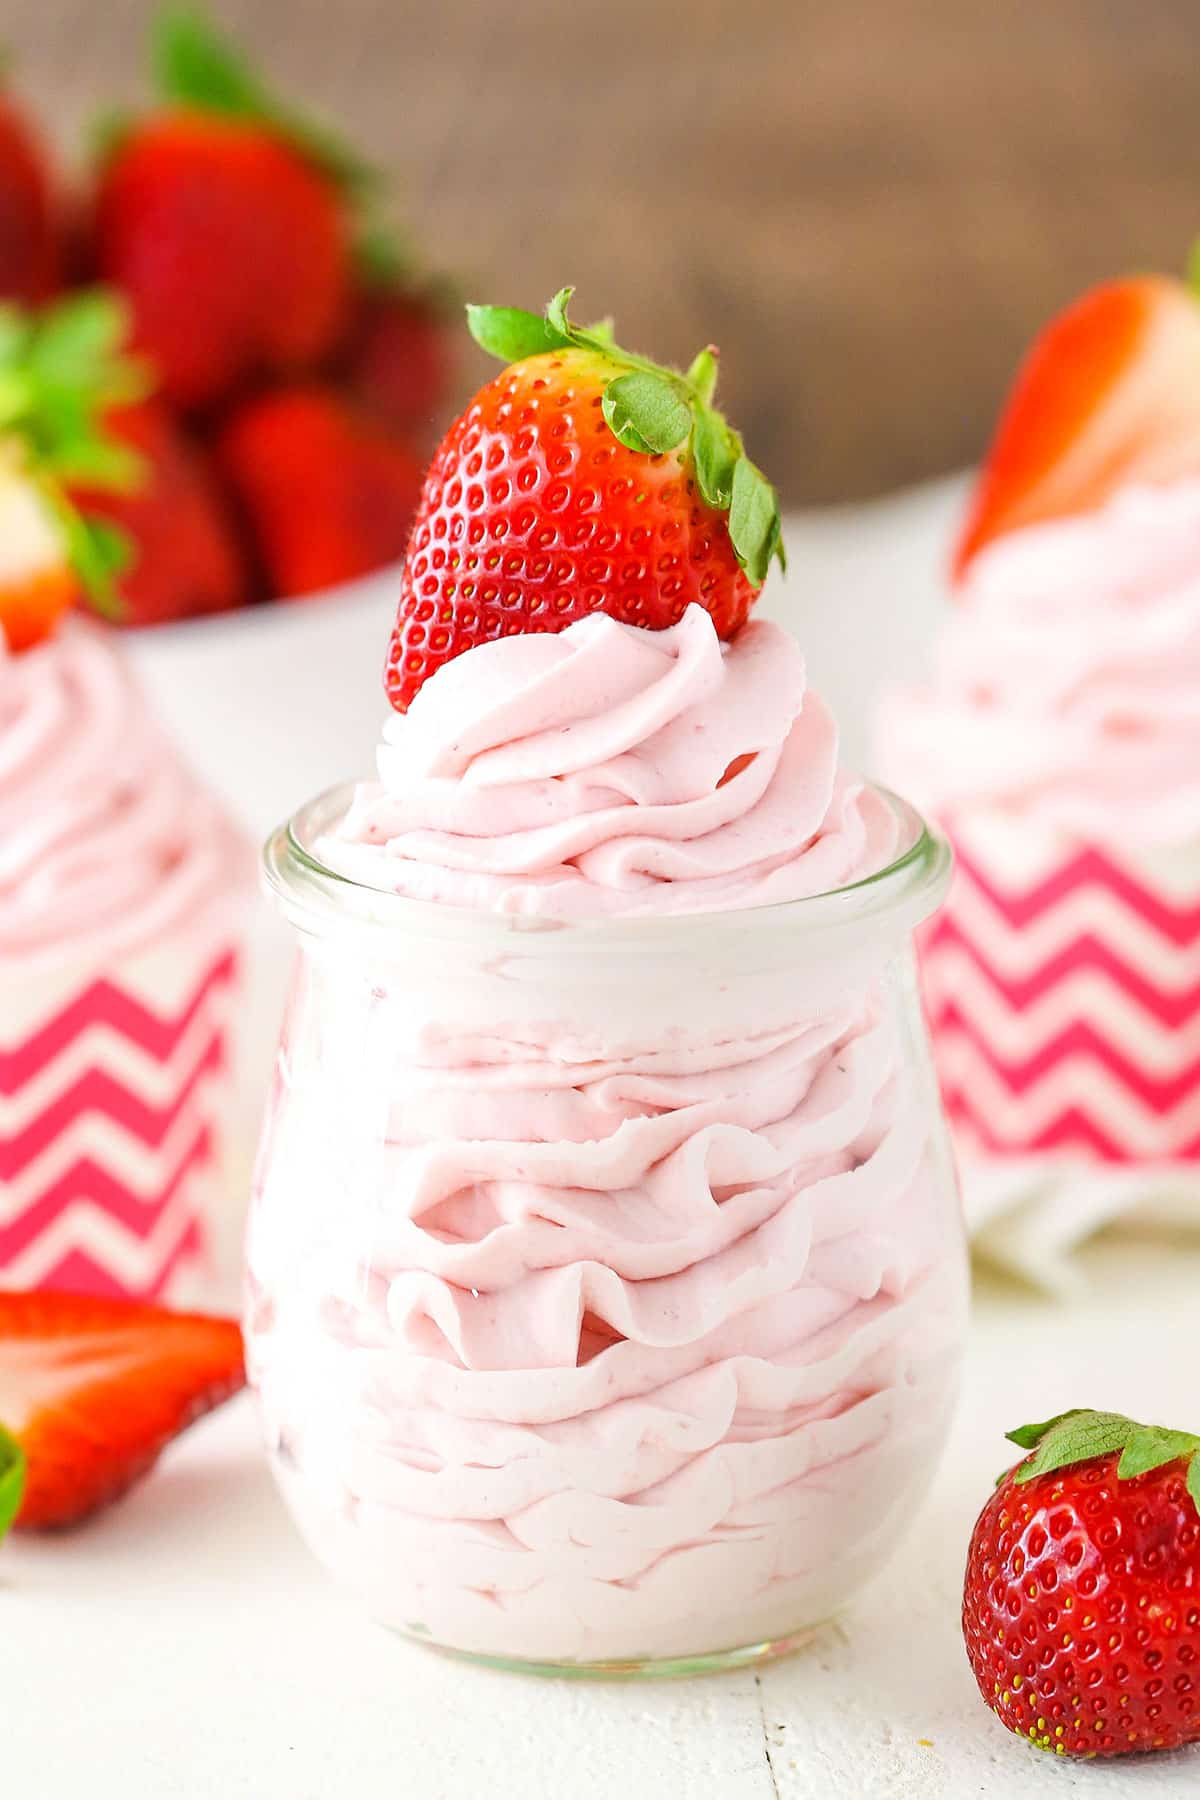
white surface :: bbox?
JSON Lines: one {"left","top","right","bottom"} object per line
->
{"left": 12, "top": 482, "right": 1182, "bottom": 1795}
{"left": 5, "top": 1238, "right": 1198, "bottom": 1798}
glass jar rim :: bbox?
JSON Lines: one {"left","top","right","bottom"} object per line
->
{"left": 262, "top": 782, "right": 952, "bottom": 956}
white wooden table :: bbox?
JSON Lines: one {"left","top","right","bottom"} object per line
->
{"left": 5, "top": 1238, "right": 1197, "bottom": 1798}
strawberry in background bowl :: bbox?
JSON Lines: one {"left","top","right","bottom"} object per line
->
{"left": 0, "top": 6, "right": 464, "bottom": 840}
{"left": 0, "top": 67, "right": 61, "bottom": 305}
{"left": 0, "top": 7, "right": 459, "bottom": 645}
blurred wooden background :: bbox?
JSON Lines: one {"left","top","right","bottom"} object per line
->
{"left": 8, "top": 0, "right": 1199, "bottom": 502}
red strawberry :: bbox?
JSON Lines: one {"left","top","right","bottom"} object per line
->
{"left": 93, "top": 12, "right": 360, "bottom": 410}
{"left": 0, "top": 1290, "right": 245, "bottom": 1531}
{"left": 217, "top": 383, "right": 423, "bottom": 598}
{"left": 0, "top": 291, "right": 150, "bottom": 651}
{"left": 0, "top": 82, "right": 60, "bottom": 304}
{"left": 963, "top": 1409, "right": 1200, "bottom": 1759}
{"left": 69, "top": 398, "right": 248, "bottom": 625}
{"left": 346, "top": 286, "right": 453, "bottom": 438}
{"left": 955, "top": 275, "right": 1200, "bottom": 576}
{"left": 384, "top": 288, "right": 783, "bottom": 712}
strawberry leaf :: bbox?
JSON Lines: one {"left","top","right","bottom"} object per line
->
{"left": 691, "top": 403, "right": 739, "bottom": 509}
{"left": 602, "top": 371, "right": 691, "bottom": 456}
{"left": 29, "top": 290, "right": 129, "bottom": 377}
{"left": 729, "top": 456, "right": 784, "bottom": 586}
{"left": 542, "top": 288, "right": 619, "bottom": 361}
{"left": 1007, "top": 1410, "right": 1200, "bottom": 1517}
{"left": 48, "top": 435, "right": 144, "bottom": 491}
{"left": 467, "top": 304, "right": 568, "bottom": 363}
{"left": 53, "top": 504, "right": 131, "bottom": 619}
{"left": 545, "top": 285, "right": 575, "bottom": 342}
{"left": 686, "top": 346, "right": 719, "bottom": 406}
{"left": 1012, "top": 1412, "right": 1136, "bottom": 1484}
{"left": 1118, "top": 1427, "right": 1200, "bottom": 1480}
{"left": 154, "top": 8, "right": 375, "bottom": 193}
{"left": 0, "top": 1424, "right": 25, "bottom": 1541}
{"left": 1006, "top": 1411, "right": 1086, "bottom": 1450}
{"left": 0, "top": 293, "right": 145, "bottom": 630}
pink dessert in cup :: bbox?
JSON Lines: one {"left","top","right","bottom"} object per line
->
{"left": 881, "top": 271, "right": 1200, "bottom": 1234}
{"left": 246, "top": 293, "right": 966, "bottom": 1671}
{"left": 0, "top": 295, "right": 250, "bottom": 1298}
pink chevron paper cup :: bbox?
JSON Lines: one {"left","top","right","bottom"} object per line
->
{"left": 876, "top": 481, "right": 1200, "bottom": 1279}
{"left": 0, "top": 624, "right": 252, "bottom": 1301}
{"left": 0, "top": 921, "right": 244, "bottom": 1299}
{"left": 920, "top": 810, "right": 1200, "bottom": 1226}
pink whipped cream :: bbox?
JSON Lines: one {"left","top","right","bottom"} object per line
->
{"left": 248, "top": 603, "right": 963, "bottom": 1663}
{"left": 322, "top": 604, "right": 899, "bottom": 913}
{"left": 0, "top": 622, "right": 247, "bottom": 968}
{"left": 880, "top": 482, "right": 1200, "bottom": 845}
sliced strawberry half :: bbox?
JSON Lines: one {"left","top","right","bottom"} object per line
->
{"left": 0, "top": 1290, "right": 245, "bottom": 1531}
{"left": 954, "top": 275, "right": 1200, "bottom": 578}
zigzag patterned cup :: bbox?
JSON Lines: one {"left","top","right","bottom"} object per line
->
{"left": 921, "top": 812, "right": 1200, "bottom": 1233}
{"left": 0, "top": 907, "right": 243, "bottom": 1300}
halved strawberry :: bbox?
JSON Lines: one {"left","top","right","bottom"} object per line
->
{"left": 0, "top": 1290, "right": 245, "bottom": 1531}
{"left": 954, "top": 275, "right": 1200, "bottom": 578}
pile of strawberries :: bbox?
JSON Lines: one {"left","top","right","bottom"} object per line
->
{"left": 0, "top": 8, "right": 453, "bottom": 626}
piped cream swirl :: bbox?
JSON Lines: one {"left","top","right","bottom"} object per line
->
{"left": 881, "top": 482, "right": 1200, "bottom": 843}
{"left": 325, "top": 605, "right": 900, "bottom": 915}
{"left": 0, "top": 622, "right": 248, "bottom": 965}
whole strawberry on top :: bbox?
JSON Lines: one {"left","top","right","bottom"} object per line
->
{"left": 964, "top": 1410, "right": 1200, "bottom": 1759}
{"left": 954, "top": 272, "right": 1200, "bottom": 576}
{"left": 385, "top": 288, "right": 784, "bottom": 711}
{"left": 93, "top": 8, "right": 364, "bottom": 411}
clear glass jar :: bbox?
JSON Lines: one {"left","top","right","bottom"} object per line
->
{"left": 246, "top": 785, "right": 965, "bottom": 1676}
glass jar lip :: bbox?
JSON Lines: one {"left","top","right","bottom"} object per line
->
{"left": 262, "top": 781, "right": 952, "bottom": 953}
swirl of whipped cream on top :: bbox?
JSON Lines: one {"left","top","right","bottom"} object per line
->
{"left": 880, "top": 482, "right": 1200, "bottom": 843}
{"left": 325, "top": 604, "right": 900, "bottom": 916}
{"left": 0, "top": 622, "right": 248, "bottom": 965}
